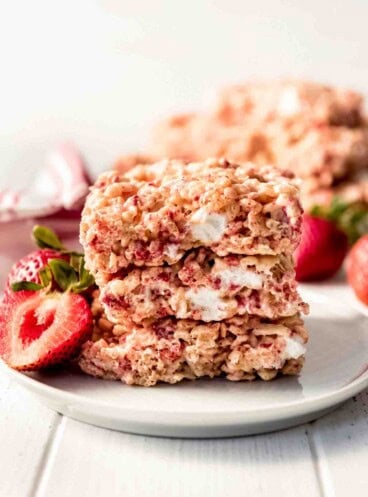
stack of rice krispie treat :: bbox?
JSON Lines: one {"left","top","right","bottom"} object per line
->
{"left": 79, "top": 158, "right": 308, "bottom": 386}
{"left": 149, "top": 80, "right": 368, "bottom": 210}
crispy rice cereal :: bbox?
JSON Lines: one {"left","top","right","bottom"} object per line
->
{"left": 267, "top": 123, "right": 368, "bottom": 190}
{"left": 101, "top": 250, "right": 308, "bottom": 323}
{"left": 214, "top": 80, "right": 364, "bottom": 127}
{"left": 150, "top": 81, "right": 368, "bottom": 206}
{"left": 113, "top": 153, "right": 155, "bottom": 174}
{"left": 151, "top": 115, "right": 368, "bottom": 191}
{"left": 81, "top": 159, "right": 303, "bottom": 284}
{"left": 79, "top": 295, "right": 308, "bottom": 386}
{"left": 302, "top": 173, "right": 368, "bottom": 209}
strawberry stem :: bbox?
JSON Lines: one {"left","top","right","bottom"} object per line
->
{"left": 11, "top": 281, "right": 44, "bottom": 291}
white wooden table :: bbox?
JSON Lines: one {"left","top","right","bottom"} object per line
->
{"left": 1, "top": 370, "right": 367, "bottom": 497}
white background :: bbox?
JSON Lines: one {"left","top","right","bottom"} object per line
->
{"left": 0, "top": 0, "right": 367, "bottom": 184}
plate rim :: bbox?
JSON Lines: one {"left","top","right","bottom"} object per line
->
{"left": 1, "top": 359, "right": 368, "bottom": 426}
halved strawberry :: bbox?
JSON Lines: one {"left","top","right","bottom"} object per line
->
{"left": 0, "top": 290, "right": 93, "bottom": 370}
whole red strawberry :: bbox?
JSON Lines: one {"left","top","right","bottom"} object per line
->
{"left": 5, "top": 248, "right": 65, "bottom": 296}
{"left": 294, "top": 214, "right": 348, "bottom": 281}
{"left": 346, "top": 235, "right": 368, "bottom": 305}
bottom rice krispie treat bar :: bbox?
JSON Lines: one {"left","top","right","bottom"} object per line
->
{"left": 79, "top": 293, "right": 308, "bottom": 387}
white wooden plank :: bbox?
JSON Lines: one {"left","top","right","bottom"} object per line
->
{"left": 0, "top": 373, "right": 59, "bottom": 497}
{"left": 37, "top": 418, "right": 321, "bottom": 497}
{"left": 311, "top": 390, "right": 368, "bottom": 497}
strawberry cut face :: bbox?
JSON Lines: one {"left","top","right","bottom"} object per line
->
{"left": 0, "top": 291, "right": 92, "bottom": 370}
{"left": 19, "top": 301, "right": 56, "bottom": 345}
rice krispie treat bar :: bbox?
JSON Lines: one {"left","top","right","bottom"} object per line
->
{"left": 81, "top": 159, "right": 303, "bottom": 285}
{"left": 149, "top": 80, "right": 368, "bottom": 208}
{"left": 214, "top": 80, "right": 364, "bottom": 127}
{"left": 267, "top": 122, "right": 368, "bottom": 190}
{"left": 101, "top": 250, "right": 308, "bottom": 323}
{"left": 151, "top": 115, "right": 368, "bottom": 191}
{"left": 79, "top": 295, "right": 308, "bottom": 386}
{"left": 113, "top": 153, "right": 155, "bottom": 174}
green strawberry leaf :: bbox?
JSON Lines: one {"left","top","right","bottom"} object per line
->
{"left": 69, "top": 253, "right": 83, "bottom": 272}
{"left": 70, "top": 278, "right": 94, "bottom": 294}
{"left": 311, "top": 197, "right": 368, "bottom": 245}
{"left": 39, "top": 266, "right": 52, "bottom": 287}
{"left": 69, "top": 258, "right": 95, "bottom": 293}
{"left": 48, "top": 259, "right": 78, "bottom": 291}
{"left": 11, "top": 281, "right": 44, "bottom": 292}
{"left": 33, "top": 225, "right": 65, "bottom": 251}
{"left": 80, "top": 269, "right": 94, "bottom": 288}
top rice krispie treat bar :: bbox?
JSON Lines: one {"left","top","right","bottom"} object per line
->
{"left": 81, "top": 159, "right": 303, "bottom": 284}
{"left": 113, "top": 153, "right": 155, "bottom": 174}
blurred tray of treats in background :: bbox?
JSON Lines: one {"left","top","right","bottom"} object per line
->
{"left": 113, "top": 80, "right": 368, "bottom": 214}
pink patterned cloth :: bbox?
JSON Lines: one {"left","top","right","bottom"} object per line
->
{"left": 0, "top": 143, "right": 90, "bottom": 288}
{"left": 0, "top": 143, "right": 90, "bottom": 222}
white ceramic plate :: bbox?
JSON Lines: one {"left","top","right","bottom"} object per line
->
{"left": 1, "top": 281, "right": 368, "bottom": 438}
